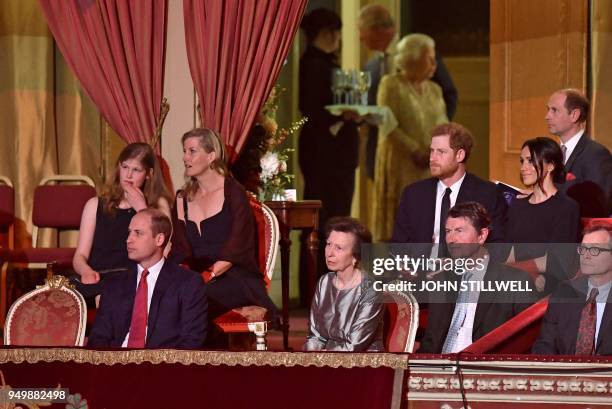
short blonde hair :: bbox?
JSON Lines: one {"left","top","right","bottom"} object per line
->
{"left": 394, "top": 33, "right": 435, "bottom": 71}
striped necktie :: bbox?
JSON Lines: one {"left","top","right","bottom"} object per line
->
{"left": 561, "top": 144, "right": 567, "bottom": 164}
{"left": 441, "top": 271, "right": 474, "bottom": 353}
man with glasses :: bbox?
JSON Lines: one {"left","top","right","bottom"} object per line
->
{"left": 533, "top": 221, "right": 612, "bottom": 355}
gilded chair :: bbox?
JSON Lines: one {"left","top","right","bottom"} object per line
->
{"left": 4, "top": 269, "right": 87, "bottom": 346}
{"left": 383, "top": 286, "right": 419, "bottom": 352}
{"left": 213, "top": 198, "right": 279, "bottom": 350}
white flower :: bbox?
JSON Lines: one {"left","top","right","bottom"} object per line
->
{"left": 260, "top": 152, "right": 280, "bottom": 181}
{"left": 279, "top": 160, "right": 287, "bottom": 173}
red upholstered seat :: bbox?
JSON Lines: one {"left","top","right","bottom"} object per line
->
{"left": 461, "top": 297, "right": 549, "bottom": 354}
{"left": 1, "top": 175, "right": 96, "bottom": 328}
{"left": 581, "top": 217, "right": 612, "bottom": 230}
{"left": 11, "top": 176, "right": 96, "bottom": 258}
{"left": 7, "top": 247, "right": 75, "bottom": 265}
{"left": 383, "top": 288, "right": 419, "bottom": 352}
{"left": 4, "top": 274, "right": 87, "bottom": 346}
{"left": 0, "top": 181, "right": 14, "bottom": 237}
{"left": 212, "top": 196, "right": 279, "bottom": 350}
{"left": 505, "top": 259, "right": 539, "bottom": 281}
{"left": 0, "top": 177, "right": 15, "bottom": 329}
{"left": 214, "top": 306, "right": 267, "bottom": 325}
{"left": 31, "top": 183, "right": 97, "bottom": 232}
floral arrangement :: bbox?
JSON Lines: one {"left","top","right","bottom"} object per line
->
{"left": 258, "top": 125, "right": 296, "bottom": 201}
{"left": 260, "top": 114, "right": 307, "bottom": 198}
{"left": 233, "top": 86, "right": 307, "bottom": 201}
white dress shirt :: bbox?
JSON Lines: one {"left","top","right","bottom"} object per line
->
{"left": 431, "top": 173, "right": 466, "bottom": 258}
{"left": 121, "top": 257, "right": 165, "bottom": 347}
{"left": 560, "top": 129, "right": 584, "bottom": 165}
{"left": 587, "top": 279, "right": 612, "bottom": 345}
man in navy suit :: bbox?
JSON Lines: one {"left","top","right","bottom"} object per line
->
{"left": 533, "top": 221, "right": 612, "bottom": 355}
{"left": 392, "top": 122, "right": 507, "bottom": 258}
{"left": 358, "top": 4, "right": 458, "bottom": 179}
{"left": 88, "top": 208, "right": 207, "bottom": 349}
{"left": 418, "top": 202, "right": 535, "bottom": 353}
{"left": 546, "top": 89, "right": 612, "bottom": 216}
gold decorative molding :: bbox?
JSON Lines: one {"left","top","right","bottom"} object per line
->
{"left": 44, "top": 275, "right": 73, "bottom": 290}
{"left": 0, "top": 349, "right": 409, "bottom": 370}
{"left": 407, "top": 357, "right": 612, "bottom": 404}
{"left": 410, "top": 375, "right": 611, "bottom": 394}
{"left": 150, "top": 97, "right": 170, "bottom": 150}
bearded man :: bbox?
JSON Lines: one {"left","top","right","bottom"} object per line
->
{"left": 391, "top": 122, "right": 508, "bottom": 258}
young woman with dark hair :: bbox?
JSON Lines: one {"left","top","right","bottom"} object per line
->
{"left": 505, "top": 136, "right": 581, "bottom": 293}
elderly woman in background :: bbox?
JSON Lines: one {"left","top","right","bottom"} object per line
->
{"left": 304, "top": 217, "right": 384, "bottom": 352}
{"left": 373, "top": 33, "right": 448, "bottom": 241}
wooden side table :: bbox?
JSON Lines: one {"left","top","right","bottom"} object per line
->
{"left": 264, "top": 200, "right": 321, "bottom": 350}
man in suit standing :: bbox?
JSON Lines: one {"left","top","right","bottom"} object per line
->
{"left": 533, "top": 221, "right": 612, "bottom": 355}
{"left": 546, "top": 88, "right": 612, "bottom": 216}
{"left": 358, "top": 4, "right": 458, "bottom": 179}
{"left": 392, "top": 122, "right": 507, "bottom": 258}
{"left": 418, "top": 202, "right": 536, "bottom": 353}
{"left": 88, "top": 208, "right": 207, "bottom": 349}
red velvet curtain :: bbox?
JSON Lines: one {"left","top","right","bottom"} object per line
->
{"left": 183, "top": 0, "right": 307, "bottom": 163}
{"left": 38, "top": 0, "right": 167, "bottom": 144}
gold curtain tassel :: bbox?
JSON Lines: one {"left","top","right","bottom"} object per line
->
{"left": 151, "top": 97, "right": 170, "bottom": 149}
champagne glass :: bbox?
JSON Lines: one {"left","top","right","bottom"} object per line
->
{"left": 347, "top": 69, "right": 360, "bottom": 105}
{"left": 359, "top": 71, "right": 372, "bottom": 105}
{"left": 331, "top": 69, "right": 345, "bottom": 105}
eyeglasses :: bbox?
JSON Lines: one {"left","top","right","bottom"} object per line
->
{"left": 577, "top": 245, "right": 612, "bottom": 257}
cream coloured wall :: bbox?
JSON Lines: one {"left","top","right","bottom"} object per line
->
{"left": 446, "top": 57, "right": 490, "bottom": 180}
{"left": 161, "top": 0, "right": 197, "bottom": 191}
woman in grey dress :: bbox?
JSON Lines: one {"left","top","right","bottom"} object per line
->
{"left": 304, "top": 217, "right": 384, "bottom": 351}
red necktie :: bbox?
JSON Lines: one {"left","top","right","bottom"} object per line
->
{"left": 127, "top": 269, "right": 149, "bottom": 348}
{"left": 575, "top": 287, "right": 599, "bottom": 355}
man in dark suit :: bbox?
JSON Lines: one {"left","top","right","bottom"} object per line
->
{"left": 533, "top": 221, "right": 612, "bottom": 355}
{"left": 418, "top": 202, "right": 536, "bottom": 353}
{"left": 358, "top": 4, "right": 458, "bottom": 179}
{"left": 392, "top": 123, "right": 507, "bottom": 258}
{"left": 88, "top": 208, "right": 207, "bottom": 349}
{"left": 546, "top": 89, "right": 612, "bottom": 216}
